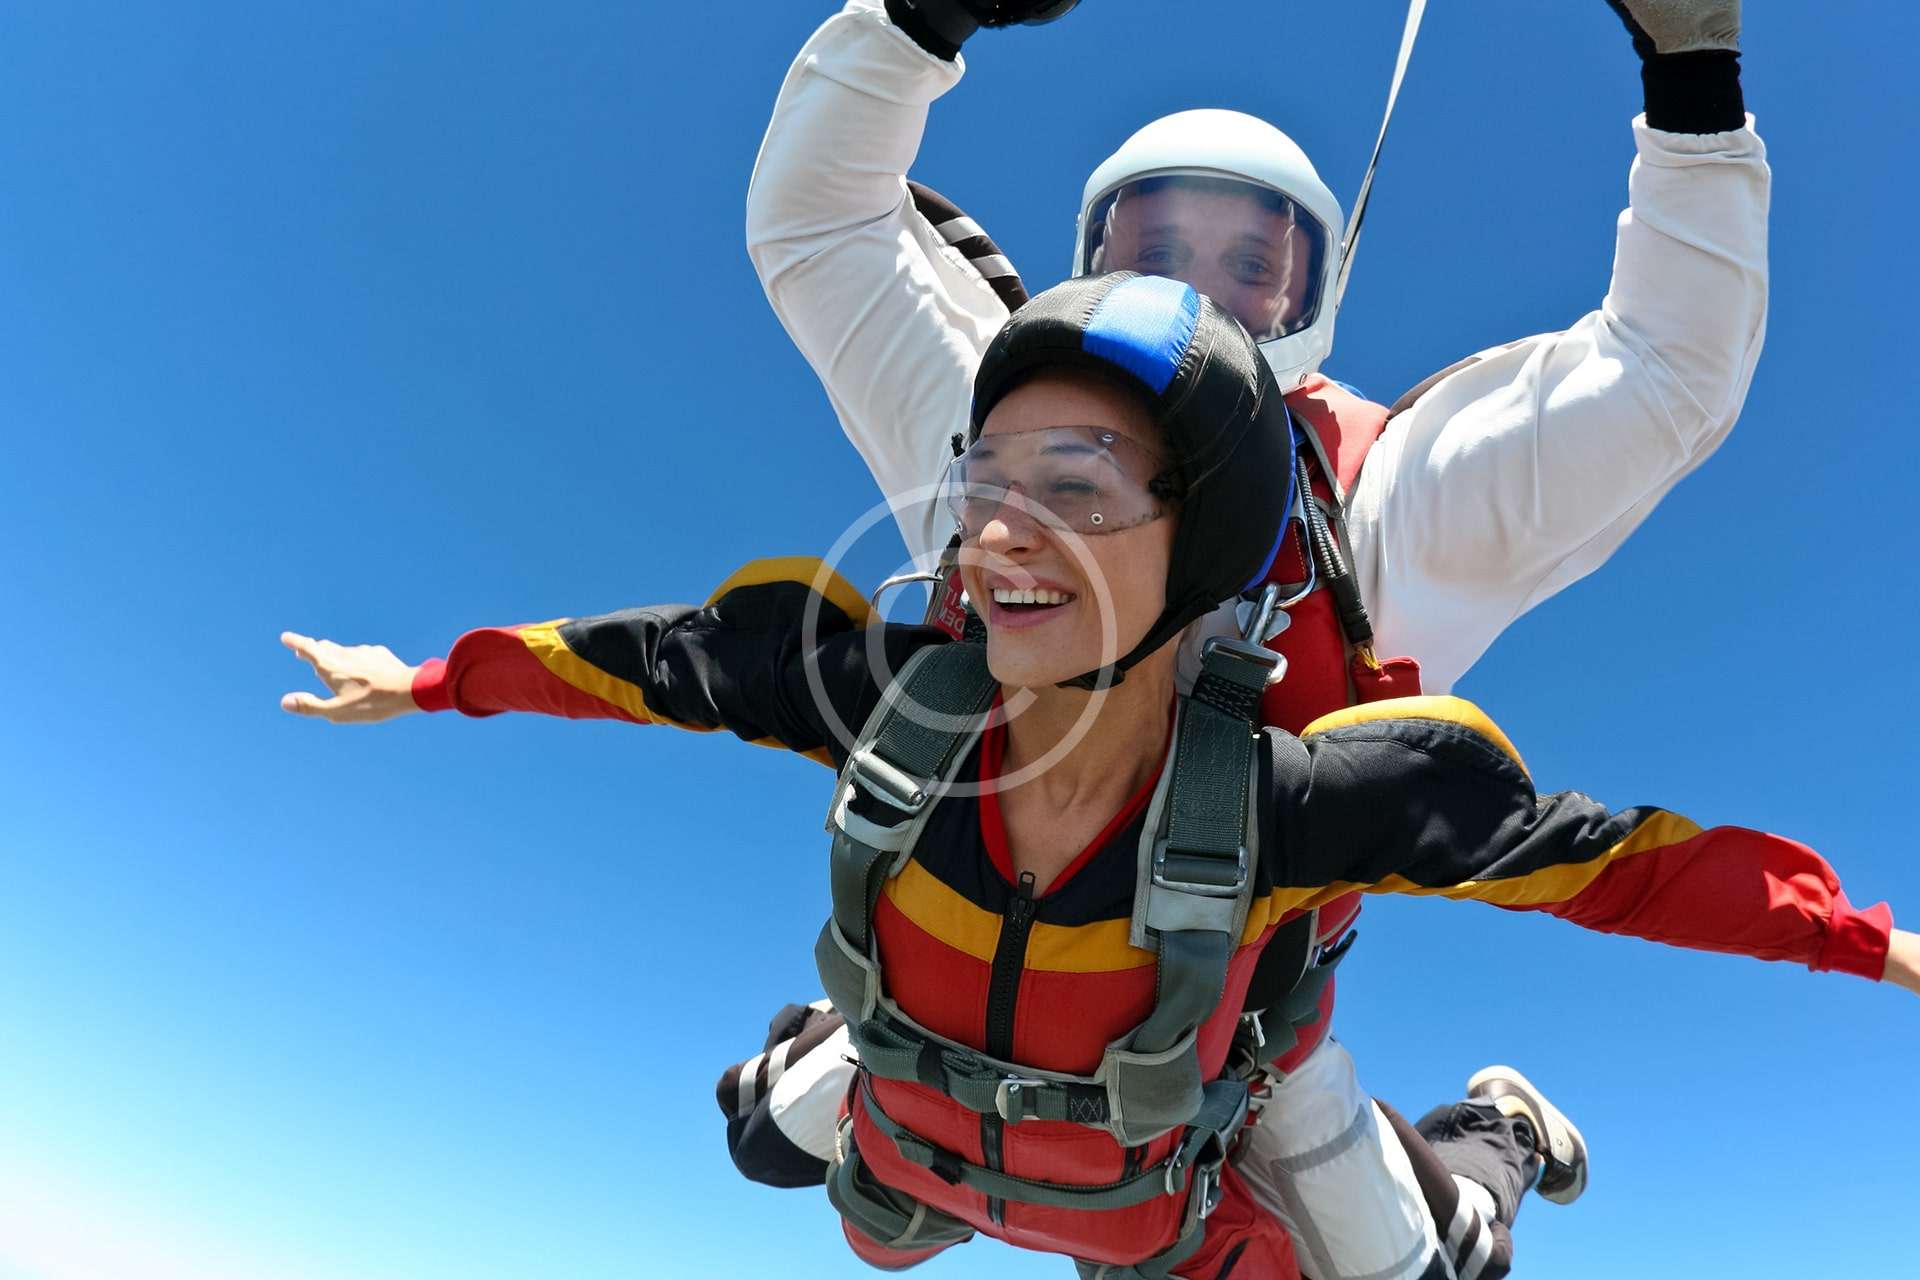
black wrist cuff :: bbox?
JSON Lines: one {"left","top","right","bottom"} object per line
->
{"left": 1641, "top": 49, "right": 1745, "bottom": 133}
{"left": 884, "top": 0, "right": 978, "bottom": 61}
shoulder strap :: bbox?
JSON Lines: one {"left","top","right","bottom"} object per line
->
{"left": 1282, "top": 374, "right": 1392, "bottom": 505}
{"left": 817, "top": 642, "right": 997, "bottom": 1020}
{"left": 1128, "top": 638, "right": 1274, "bottom": 1056}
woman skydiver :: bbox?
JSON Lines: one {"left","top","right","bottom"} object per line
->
{"left": 280, "top": 274, "right": 1917, "bottom": 1280}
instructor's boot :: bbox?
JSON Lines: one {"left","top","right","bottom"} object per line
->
{"left": 1465, "top": 1065, "right": 1589, "bottom": 1206}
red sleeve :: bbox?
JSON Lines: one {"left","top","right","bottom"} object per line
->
{"left": 410, "top": 627, "right": 645, "bottom": 723}
{"left": 1520, "top": 825, "right": 1894, "bottom": 982}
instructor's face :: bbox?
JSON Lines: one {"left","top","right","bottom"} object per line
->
{"left": 1100, "top": 186, "right": 1312, "bottom": 340}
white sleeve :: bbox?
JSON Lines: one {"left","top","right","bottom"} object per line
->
{"left": 1349, "top": 116, "right": 1771, "bottom": 693}
{"left": 745, "top": 0, "right": 1010, "bottom": 565}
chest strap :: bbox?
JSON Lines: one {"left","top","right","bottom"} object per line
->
{"left": 859, "top": 1073, "right": 1248, "bottom": 1216}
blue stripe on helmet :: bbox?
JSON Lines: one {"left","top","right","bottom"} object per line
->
{"left": 1082, "top": 275, "right": 1201, "bottom": 395}
{"left": 1242, "top": 405, "right": 1300, "bottom": 592}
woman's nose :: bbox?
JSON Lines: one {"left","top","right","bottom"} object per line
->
{"left": 976, "top": 498, "right": 1045, "bottom": 555}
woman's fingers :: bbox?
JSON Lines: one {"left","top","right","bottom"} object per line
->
{"left": 280, "top": 630, "right": 423, "bottom": 724}
{"left": 280, "top": 689, "right": 345, "bottom": 719}
{"left": 281, "top": 631, "right": 338, "bottom": 684}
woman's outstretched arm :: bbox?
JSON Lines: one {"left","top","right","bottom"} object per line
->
{"left": 1262, "top": 695, "right": 1915, "bottom": 991}
{"left": 279, "top": 557, "right": 943, "bottom": 769}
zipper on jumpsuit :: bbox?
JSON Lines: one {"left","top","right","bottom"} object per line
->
{"left": 982, "top": 870, "right": 1037, "bottom": 1228}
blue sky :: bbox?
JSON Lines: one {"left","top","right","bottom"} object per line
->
{"left": 2, "top": 3, "right": 1916, "bottom": 1277}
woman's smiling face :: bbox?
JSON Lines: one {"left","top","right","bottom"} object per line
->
{"left": 957, "top": 370, "right": 1175, "bottom": 689}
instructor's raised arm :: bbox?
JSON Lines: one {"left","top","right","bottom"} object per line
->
{"left": 1354, "top": 0, "right": 1766, "bottom": 691}
{"left": 744, "top": 1, "right": 1068, "bottom": 561}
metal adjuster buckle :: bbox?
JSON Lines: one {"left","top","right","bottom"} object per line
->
{"left": 1200, "top": 634, "right": 1284, "bottom": 684}
{"left": 846, "top": 745, "right": 931, "bottom": 816}
{"left": 1150, "top": 837, "right": 1250, "bottom": 898}
{"left": 1194, "top": 1162, "right": 1224, "bottom": 1220}
{"left": 994, "top": 1075, "right": 1046, "bottom": 1123}
{"left": 1163, "top": 1149, "right": 1188, "bottom": 1198}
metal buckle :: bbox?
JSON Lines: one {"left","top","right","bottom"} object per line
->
{"left": 1162, "top": 1144, "right": 1224, "bottom": 1209}
{"left": 847, "top": 745, "right": 931, "bottom": 816}
{"left": 1163, "top": 1148, "right": 1188, "bottom": 1197}
{"left": 994, "top": 1075, "right": 1046, "bottom": 1123}
{"left": 867, "top": 569, "right": 945, "bottom": 613}
{"left": 1150, "top": 837, "right": 1250, "bottom": 898}
{"left": 1199, "top": 634, "right": 1284, "bottom": 683}
{"left": 1194, "top": 1162, "right": 1224, "bottom": 1220}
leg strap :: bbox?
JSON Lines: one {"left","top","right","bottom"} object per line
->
{"left": 826, "top": 1116, "right": 977, "bottom": 1256}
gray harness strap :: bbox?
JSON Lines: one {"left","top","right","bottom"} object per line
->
{"left": 816, "top": 644, "right": 997, "bottom": 1022}
{"left": 1131, "top": 638, "right": 1272, "bottom": 1058}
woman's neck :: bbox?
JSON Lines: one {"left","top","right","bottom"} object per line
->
{"left": 998, "top": 649, "right": 1177, "bottom": 815}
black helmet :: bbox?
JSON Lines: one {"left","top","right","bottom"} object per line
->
{"left": 969, "top": 271, "right": 1297, "bottom": 688}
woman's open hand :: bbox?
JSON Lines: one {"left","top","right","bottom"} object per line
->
{"left": 280, "top": 631, "right": 422, "bottom": 724}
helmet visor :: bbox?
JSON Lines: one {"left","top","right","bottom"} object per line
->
{"left": 944, "top": 426, "right": 1171, "bottom": 539}
{"left": 1081, "top": 174, "right": 1331, "bottom": 342}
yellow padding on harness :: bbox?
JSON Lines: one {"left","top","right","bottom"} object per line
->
{"left": 704, "top": 556, "right": 874, "bottom": 629}
{"left": 1303, "top": 695, "right": 1528, "bottom": 778}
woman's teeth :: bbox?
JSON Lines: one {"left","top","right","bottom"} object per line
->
{"left": 992, "top": 587, "right": 1075, "bottom": 606}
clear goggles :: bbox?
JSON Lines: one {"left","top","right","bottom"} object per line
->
{"left": 943, "top": 426, "right": 1172, "bottom": 539}
{"left": 1080, "top": 174, "right": 1331, "bottom": 342}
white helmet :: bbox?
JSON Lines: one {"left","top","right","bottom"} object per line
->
{"left": 1073, "top": 110, "right": 1345, "bottom": 391}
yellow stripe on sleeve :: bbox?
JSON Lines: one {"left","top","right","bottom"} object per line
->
{"left": 518, "top": 604, "right": 845, "bottom": 768}
{"left": 1265, "top": 810, "right": 1706, "bottom": 915}
{"left": 515, "top": 620, "right": 708, "bottom": 733}
{"left": 1303, "top": 695, "right": 1528, "bottom": 778}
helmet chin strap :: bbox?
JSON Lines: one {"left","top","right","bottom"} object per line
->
{"left": 1051, "top": 585, "right": 1219, "bottom": 692}
{"left": 1333, "top": 0, "right": 1430, "bottom": 308}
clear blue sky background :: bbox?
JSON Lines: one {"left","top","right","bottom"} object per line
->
{"left": 2, "top": 3, "right": 1915, "bottom": 1277}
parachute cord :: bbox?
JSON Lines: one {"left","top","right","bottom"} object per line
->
{"left": 1334, "top": 0, "right": 1430, "bottom": 307}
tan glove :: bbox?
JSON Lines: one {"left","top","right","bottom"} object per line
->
{"left": 1606, "top": 0, "right": 1739, "bottom": 56}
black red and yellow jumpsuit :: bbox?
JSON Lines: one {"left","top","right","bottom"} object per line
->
{"left": 411, "top": 559, "right": 1894, "bottom": 1279}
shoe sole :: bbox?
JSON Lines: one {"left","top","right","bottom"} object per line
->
{"left": 1465, "top": 1064, "right": 1589, "bottom": 1206}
